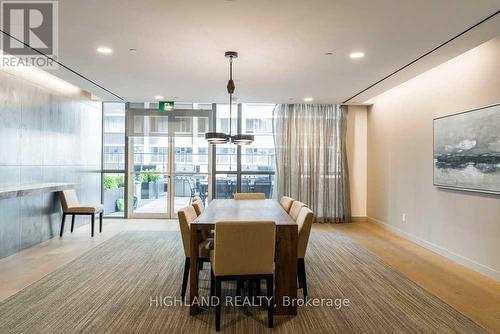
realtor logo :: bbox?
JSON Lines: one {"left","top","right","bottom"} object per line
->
{"left": 1, "top": 0, "right": 58, "bottom": 68}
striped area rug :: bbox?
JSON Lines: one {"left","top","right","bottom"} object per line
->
{"left": 0, "top": 231, "right": 486, "bottom": 333}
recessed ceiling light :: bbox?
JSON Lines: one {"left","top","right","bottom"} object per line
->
{"left": 129, "top": 48, "right": 137, "bottom": 52}
{"left": 304, "top": 97, "right": 313, "bottom": 102}
{"left": 349, "top": 51, "right": 365, "bottom": 59}
{"left": 154, "top": 95, "right": 164, "bottom": 100}
{"left": 96, "top": 47, "right": 113, "bottom": 54}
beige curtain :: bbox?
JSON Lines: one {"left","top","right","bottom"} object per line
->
{"left": 273, "top": 104, "right": 350, "bottom": 223}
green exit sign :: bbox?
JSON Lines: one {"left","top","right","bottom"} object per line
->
{"left": 158, "top": 101, "right": 174, "bottom": 111}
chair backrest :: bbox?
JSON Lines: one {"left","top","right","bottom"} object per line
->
{"left": 60, "top": 190, "right": 79, "bottom": 211}
{"left": 177, "top": 206, "right": 198, "bottom": 257}
{"left": 296, "top": 207, "right": 314, "bottom": 258}
{"left": 213, "top": 221, "right": 275, "bottom": 276}
{"left": 289, "top": 200, "right": 307, "bottom": 220}
{"left": 192, "top": 199, "right": 205, "bottom": 216}
{"left": 279, "top": 196, "right": 294, "bottom": 213}
{"left": 234, "top": 193, "right": 265, "bottom": 200}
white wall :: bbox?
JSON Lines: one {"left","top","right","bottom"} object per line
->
{"left": 347, "top": 106, "right": 367, "bottom": 218}
{"left": 366, "top": 37, "right": 500, "bottom": 280}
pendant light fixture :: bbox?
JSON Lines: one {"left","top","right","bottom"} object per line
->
{"left": 205, "top": 51, "right": 254, "bottom": 145}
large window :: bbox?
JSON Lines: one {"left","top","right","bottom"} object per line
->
{"left": 102, "top": 102, "right": 126, "bottom": 217}
{"left": 213, "top": 103, "right": 276, "bottom": 199}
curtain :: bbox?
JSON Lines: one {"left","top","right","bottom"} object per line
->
{"left": 273, "top": 104, "right": 351, "bottom": 223}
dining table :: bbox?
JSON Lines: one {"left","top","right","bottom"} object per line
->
{"left": 189, "top": 199, "right": 298, "bottom": 316}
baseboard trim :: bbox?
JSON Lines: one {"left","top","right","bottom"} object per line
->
{"left": 367, "top": 216, "right": 500, "bottom": 282}
{"left": 350, "top": 216, "right": 368, "bottom": 222}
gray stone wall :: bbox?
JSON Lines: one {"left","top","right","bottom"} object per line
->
{"left": 0, "top": 69, "right": 102, "bottom": 259}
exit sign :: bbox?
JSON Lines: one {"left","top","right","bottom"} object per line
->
{"left": 158, "top": 101, "right": 174, "bottom": 111}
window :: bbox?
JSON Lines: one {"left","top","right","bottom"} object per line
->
{"left": 102, "top": 102, "right": 126, "bottom": 217}
{"left": 245, "top": 118, "right": 273, "bottom": 134}
{"left": 103, "top": 103, "right": 125, "bottom": 170}
{"left": 213, "top": 103, "right": 276, "bottom": 199}
{"left": 174, "top": 117, "right": 193, "bottom": 134}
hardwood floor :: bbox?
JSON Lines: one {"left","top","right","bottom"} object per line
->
{"left": 0, "top": 219, "right": 498, "bottom": 332}
{"left": 319, "top": 221, "right": 500, "bottom": 333}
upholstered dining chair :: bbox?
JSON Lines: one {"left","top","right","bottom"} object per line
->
{"left": 233, "top": 192, "right": 265, "bottom": 200}
{"left": 289, "top": 200, "right": 307, "bottom": 220}
{"left": 178, "top": 206, "right": 213, "bottom": 301}
{"left": 210, "top": 221, "right": 275, "bottom": 331}
{"left": 279, "top": 196, "right": 294, "bottom": 213}
{"left": 192, "top": 197, "right": 212, "bottom": 239}
{"left": 192, "top": 198, "right": 205, "bottom": 216}
{"left": 296, "top": 206, "right": 314, "bottom": 299}
{"left": 59, "top": 190, "right": 104, "bottom": 238}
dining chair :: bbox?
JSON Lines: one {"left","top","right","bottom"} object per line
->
{"left": 186, "top": 178, "right": 196, "bottom": 205}
{"left": 289, "top": 200, "right": 307, "bottom": 220}
{"left": 178, "top": 206, "right": 213, "bottom": 301}
{"left": 192, "top": 197, "right": 205, "bottom": 216}
{"left": 279, "top": 196, "right": 294, "bottom": 213}
{"left": 59, "top": 190, "right": 104, "bottom": 237}
{"left": 233, "top": 192, "right": 266, "bottom": 200}
{"left": 296, "top": 206, "right": 314, "bottom": 299}
{"left": 210, "top": 220, "right": 275, "bottom": 331}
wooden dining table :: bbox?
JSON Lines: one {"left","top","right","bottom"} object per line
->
{"left": 189, "top": 199, "right": 298, "bottom": 316}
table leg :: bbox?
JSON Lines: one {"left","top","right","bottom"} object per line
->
{"left": 189, "top": 226, "right": 199, "bottom": 315}
{"left": 275, "top": 224, "right": 298, "bottom": 315}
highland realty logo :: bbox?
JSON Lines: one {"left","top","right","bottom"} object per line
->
{"left": 1, "top": 0, "right": 58, "bottom": 68}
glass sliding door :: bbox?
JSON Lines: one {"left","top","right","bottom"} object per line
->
{"left": 129, "top": 136, "right": 170, "bottom": 217}
{"left": 126, "top": 105, "right": 213, "bottom": 218}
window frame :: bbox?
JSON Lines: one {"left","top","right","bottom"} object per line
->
{"left": 101, "top": 102, "right": 127, "bottom": 218}
{"left": 212, "top": 103, "right": 276, "bottom": 199}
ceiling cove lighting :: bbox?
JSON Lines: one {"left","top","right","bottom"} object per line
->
{"left": 349, "top": 51, "right": 365, "bottom": 59}
{"left": 205, "top": 51, "right": 254, "bottom": 145}
{"left": 97, "top": 47, "right": 113, "bottom": 54}
{"left": 0, "top": 52, "right": 82, "bottom": 96}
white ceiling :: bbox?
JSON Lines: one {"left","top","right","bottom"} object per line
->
{"left": 51, "top": 0, "right": 500, "bottom": 103}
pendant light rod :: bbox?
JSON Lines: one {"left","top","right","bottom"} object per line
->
{"left": 226, "top": 51, "right": 237, "bottom": 137}
{"left": 229, "top": 56, "right": 233, "bottom": 137}
{"left": 206, "top": 51, "right": 253, "bottom": 145}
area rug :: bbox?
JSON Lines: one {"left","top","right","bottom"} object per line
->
{"left": 0, "top": 231, "right": 486, "bottom": 333}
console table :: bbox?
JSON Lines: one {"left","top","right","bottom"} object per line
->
{"left": 0, "top": 183, "right": 75, "bottom": 200}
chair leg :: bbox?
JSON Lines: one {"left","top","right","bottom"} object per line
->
{"left": 59, "top": 213, "right": 66, "bottom": 237}
{"left": 298, "top": 258, "right": 308, "bottom": 299}
{"left": 215, "top": 278, "right": 222, "bottom": 332}
{"left": 255, "top": 279, "right": 261, "bottom": 296}
{"left": 181, "top": 257, "right": 190, "bottom": 301}
{"left": 91, "top": 214, "right": 95, "bottom": 237}
{"left": 297, "top": 259, "right": 303, "bottom": 289}
{"left": 198, "top": 259, "right": 205, "bottom": 274}
{"left": 210, "top": 269, "right": 215, "bottom": 298}
{"left": 236, "top": 281, "right": 243, "bottom": 296}
{"left": 266, "top": 276, "right": 274, "bottom": 328}
{"left": 70, "top": 215, "right": 75, "bottom": 232}
{"left": 298, "top": 260, "right": 303, "bottom": 289}
{"left": 99, "top": 212, "right": 103, "bottom": 233}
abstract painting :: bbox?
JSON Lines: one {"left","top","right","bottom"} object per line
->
{"left": 433, "top": 103, "right": 500, "bottom": 194}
